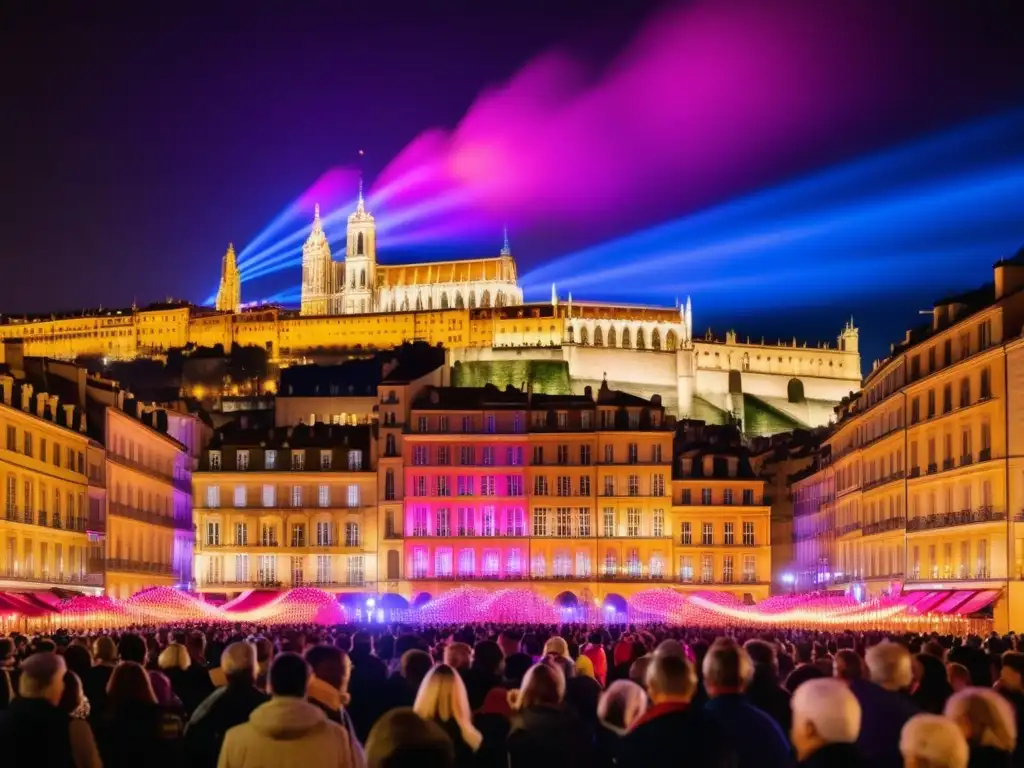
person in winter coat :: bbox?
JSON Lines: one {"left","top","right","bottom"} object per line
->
{"left": 596, "top": 680, "right": 648, "bottom": 768}
{"left": 944, "top": 688, "right": 1017, "bottom": 768}
{"left": 0, "top": 652, "right": 75, "bottom": 768}
{"left": 791, "top": 678, "right": 865, "bottom": 768}
{"left": 93, "top": 661, "right": 184, "bottom": 768}
{"left": 184, "top": 642, "right": 269, "bottom": 768}
{"left": 506, "top": 661, "right": 594, "bottom": 768}
{"left": 159, "top": 643, "right": 210, "bottom": 717}
{"left": 744, "top": 639, "right": 793, "bottom": 736}
{"left": 305, "top": 643, "right": 358, "bottom": 737}
{"left": 58, "top": 670, "right": 102, "bottom": 768}
{"left": 414, "top": 664, "right": 483, "bottom": 768}
{"left": 218, "top": 651, "right": 364, "bottom": 768}
{"left": 618, "top": 653, "right": 733, "bottom": 768}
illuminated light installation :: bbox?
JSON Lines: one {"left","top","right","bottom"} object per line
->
{"left": 39, "top": 587, "right": 988, "bottom": 631}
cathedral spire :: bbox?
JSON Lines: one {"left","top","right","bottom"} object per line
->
{"left": 357, "top": 177, "right": 365, "bottom": 214}
{"left": 501, "top": 226, "right": 511, "bottom": 256}
{"left": 312, "top": 203, "right": 322, "bottom": 234}
{"left": 216, "top": 242, "right": 241, "bottom": 314}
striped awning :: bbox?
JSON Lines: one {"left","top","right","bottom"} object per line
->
{"left": 903, "top": 589, "right": 1000, "bottom": 615}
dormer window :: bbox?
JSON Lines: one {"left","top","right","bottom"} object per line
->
{"left": 265, "top": 450, "right": 277, "bottom": 469}
{"left": 320, "top": 450, "right": 332, "bottom": 470}
{"left": 291, "top": 451, "right": 305, "bottom": 470}
{"left": 236, "top": 450, "right": 250, "bottom": 470}
{"left": 209, "top": 451, "right": 222, "bottom": 471}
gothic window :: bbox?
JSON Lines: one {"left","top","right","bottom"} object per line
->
{"left": 468, "top": 292, "right": 476, "bottom": 309}
{"left": 389, "top": 299, "right": 396, "bottom": 312}
{"left": 636, "top": 328, "right": 645, "bottom": 349}
{"left": 594, "top": 326, "right": 604, "bottom": 346}
{"left": 455, "top": 293, "right": 465, "bottom": 309}
{"left": 415, "top": 294, "right": 423, "bottom": 311}
{"left": 608, "top": 327, "right": 617, "bottom": 347}
{"left": 401, "top": 296, "right": 409, "bottom": 311}
{"left": 357, "top": 231, "right": 364, "bottom": 255}
{"left": 567, "top": 326, "right": 575, "bottom": 344}
{"left": 651, "top": 329, "right": 661, "bottom": 350}
{"left": 621, "top": 327, "right": 631, "bottom": 348}
{"left": 441, "top": 293, "right": 449, "bottom": 309}
{"left": 481, "top": 290, "right": 491, "bottom": 308}
{"left": 580, "top": 326, "right": 589, "bottom": 346}
{"left": 729, "top": 369, "right": 743, "bottom": 394}
{"left": 360, "top": 269, "right": 366, "bottom": 288}
{"left": 666, "top": 330, "right": 678, "bottom": 350}
{"left": 428, "top": 295, "right": 433, "bottom": 310}
{"left": 496, "top": 291, "right": 505, "bottom": 307}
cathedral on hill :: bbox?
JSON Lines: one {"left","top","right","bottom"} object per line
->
{"left": 298, "top": 185, "right": 523, "bottom": 316}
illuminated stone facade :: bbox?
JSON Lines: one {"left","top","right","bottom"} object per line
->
{"left": 0, "top": 376, "right": 99, "bottom": 594}
{"left": 0, "top": 195, "right": 862, "bottom": 434}
{"left": 215, "top": 244, "right": 241, "bottom": 314}
{"left": 192, "top": 425, "right": 378, "bottom": 592}
{"left": 792, "top": 252, "right": 1024, "bottom": 631}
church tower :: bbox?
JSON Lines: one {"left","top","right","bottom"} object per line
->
{"left": 343, "top": 181, "right": 376, "bottom": 314}
{"left": 300, "top": 204, "right": 334, "bottom": 316}
{"left": 215, "top": 243, "right": 241, "bottom": 313}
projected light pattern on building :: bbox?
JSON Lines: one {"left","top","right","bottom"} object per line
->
{"left": 24, "top": 585, "right": 995, "bottom": 631}
{"left": 214, "top": 0, "right": 1024, "bottom": 312}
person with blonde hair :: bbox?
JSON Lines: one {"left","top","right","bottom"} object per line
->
{"left": 159, "top": 642, "right": 206, "bottom": 716}
{"left": 944, "top": 687, "right": 1017, "bottom": 767}
{"left": 365, "top": 707, "right": 454, "bottom": 768}
{"left": 507, "top": 661, "right": 593, "bottom": 767}
{"left": 596, "top": 679, "right": 647, "bottom": 766}
{"left": 900, "top": 713, "right": 969, "bottom": 768}
{"left": 791, "top": 677, "right": 863, "bottom": 767}
{"left": 852, "top": 641, "right": 920, "bottom": 768}
{"left": 414, "top": 664, "right": 482, "bottom": 768}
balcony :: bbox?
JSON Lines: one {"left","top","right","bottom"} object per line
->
{"left": 942, "top": 458, "right": 955, "bottom": 471}
{"left": 3, "top": 508, "right": 89, "bottom": 533}
{"left": 836, "top": 521, "right": 863, "bottom": 537}
{"left": 906, "top": 569, "right": 992, "bottom": 583}
{"left": 862, "top": 469, "right": 905, "bottom": 491}
{"left": 861, "top": 516, "right": 907, "bottom": 536}
{"left": 109, "top": 502, "right": 193, "bottom": 531}
{"left": 197, "top": 579, "right": 372, "bottom": 589}
{"left": 906, "top": 507, "right": 1006, "bottom": 532}
{"left": 403, "top": 573, "right": 768, "bottom": 586}
{"left": 108, "top": 452, "right": 189, "bottom": 491}
{"left": 979, "top": 447, "right": 992, "bottom": 462}
{"left": 0, "top": 571, "right": 103, "bottom": 588}
{"left": 104, "top": 558, "right": 176, "bottom": 576}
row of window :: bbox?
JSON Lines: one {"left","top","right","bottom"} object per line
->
{"left": 411, "top": 409, "right": 657, "bottom": 433}
{"left": 407, "top": 443, "right": 665, "bottom": 467}
{"left": 404, "top": 507, "right": 672, "bottom": 539}
{"left": 909, "top": 320, "right": 993, "bottom": 382}
{"left": 679, "top": 488, "right": 757, "bottom": 506}
{"left": 207, "top": 521, "right": 362, "bottom": 548}
{"left": 203, "top": 553, "right": 364, "bottom": 585}
{"left": 910, "top": 371, "right": 992, "bottom": 424}
{"left": 405, "top": 547, "right": 757, "bottom": 582}
{"left": 4, "top": 426, "right": 85, "bottom": 474}
{"left": 680, "top": 521, "right": 757, "bottom": 546}
{"left": 4, "top": 476, "right": 86, "bottom": 525}
{"left": 208, "top": 449, "right": 364, "bottom": 472}
{"left": 2, "top": 538, "right": 89, "bottom": 581}
{"left": 204, "top": 484, "right": 363, "bottom": 508}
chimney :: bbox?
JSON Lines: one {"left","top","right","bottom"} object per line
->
{"left": 20, "top": 383, "right": 33, "bottom": 412}
{"left": 62, "top": 404, "right": 75, "bottom": 427}
{"left": 0, "top": 375, "right": 12, "bottom": 406}
{"left": 2, "top": 339, "right": 24, "bottom": 373}
{"left": 702, "top": 455, "right": 714, "bottom": 476}
{"left": 932, "top": 306, "right": 944, "bottom": 331}
{"left": 35, "top": 391, "right": 47, "bottom": 419}
{"left": 995, "top": 255, "right": 1024, "bottom": 301}
{"left": 48, "top": 395, "right": 59, "bottom": 422}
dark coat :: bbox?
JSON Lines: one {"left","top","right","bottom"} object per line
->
{"left": 704, "top": 694, "right": 794, "bottom": 768}
{"left": 94, "top": 703, "right": 184, "bottom": 768}
{"left": 798, "top": 743, "right": 865, "bottom": 768}
{"left": 83, "top": 664, "right": 115, "bottom": 719}
{"left": 0, "top": 697, "right": 75, "bottom": 768}
{"left": 565, "top": 674, "right": 603, "bottom": 729}
{"left": 183, "top": 682, "right": 269, "bottom": 768}
{"left": 346, "top": 648, "right": 389, "bottom": 744}
{"left": 162, "top": 666, "right": 212, "bottom": 717}
{"left": 849, "top": 679, "right": 920, "bottom": 768}
{"left": 967, "top": 745, "right": 1013, "bottom": 768}
{"left": 507, "top": 705, "right": 594, "bottom": 768}
{"left": 617, "top": 702, "right": 735, "bottom": 768}
{"left": 746, "top": 671, "right": 792, "bottom": 736}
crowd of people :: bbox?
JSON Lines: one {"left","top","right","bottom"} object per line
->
{"left": 0, "top": 622, "right": 1022, "bottom": 768}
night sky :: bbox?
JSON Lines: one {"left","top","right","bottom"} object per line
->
{"left": 3, "top": 1, "right": 1024, "bottom": 370}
